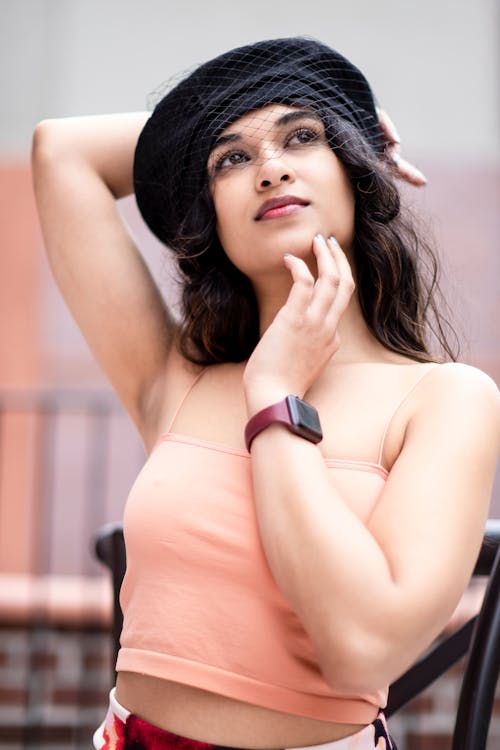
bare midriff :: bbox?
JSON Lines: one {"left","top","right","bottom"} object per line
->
{"left": 115, "top": 672, "right": 366, "bottom": 749}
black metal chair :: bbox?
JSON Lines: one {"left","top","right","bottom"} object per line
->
{"left": 95, "top": 521, "right": 126, "bottom": 672}
{"left": 94, "top": 519, "right": 500, "bottom": 750}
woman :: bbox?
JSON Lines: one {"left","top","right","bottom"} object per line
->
{"left": 32, "top": 37, "right": 499, "bottom": 750}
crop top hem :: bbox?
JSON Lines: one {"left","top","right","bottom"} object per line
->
{"left": 116, "top": 648, "right": 385, "bottom": 724}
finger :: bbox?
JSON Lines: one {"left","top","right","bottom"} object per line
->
{"left": 391, "top": 154, "right": 427, "bottom": 186}
{"left": 282, "top": 253, "right": 315, "bottom": 313}
{"left": 386, "top": 140, "right": 401, "bottom": 162}
{"left": 379, "top": 111, "right": 427, "bottom": 186}
{"left": 327, "top": 237, "right": 354, "bottom": 286}
{"left": 323, "top": 237, "right": 355, "bottom": 320}
{"left": 378, "top": 108, "right": 427, "bottom": 187}
{"left": 377, "top": 107, "right": 401, "bottom": 146}
{"left": 309, "top": 234, "right": 341, "bottom": 316}
{"left": 310, "top": 236, "right": 353, "bottom": 318}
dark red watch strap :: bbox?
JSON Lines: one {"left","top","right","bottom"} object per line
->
{"left": 245, "top": 398, "right": 291, "bottom": 452}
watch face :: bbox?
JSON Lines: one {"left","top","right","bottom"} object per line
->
{"left": 286, "top": 396, "right": 323, "bottom": 443}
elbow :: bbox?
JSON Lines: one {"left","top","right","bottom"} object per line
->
{"left": 318, "top": 629, "right": 396, "bottom": 696}
{"left": 31, "top": 119, "right": 63, "bottom": 169}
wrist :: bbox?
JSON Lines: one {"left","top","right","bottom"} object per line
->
{"left": 244, "top": 377, "right": 303, "bottom": 418}
{"left": 245, "top": 395, "right": 323, "bottom": 452}
{"left": 245, "top": 390, "right": 290, "bottom": 419}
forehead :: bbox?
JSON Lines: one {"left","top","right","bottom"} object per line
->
{"left": 219, "top": 103, "right": 318, "bottom": 138}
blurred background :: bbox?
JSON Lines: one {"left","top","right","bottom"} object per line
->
{"left": 0, "top": 0, "right": 499, "bottom": 747}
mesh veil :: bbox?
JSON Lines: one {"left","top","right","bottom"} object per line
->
{"left": 133, "top": 37, "right": 384, "bottom": 250}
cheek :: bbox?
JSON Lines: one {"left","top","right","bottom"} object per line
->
{"left": 213, "top": 194, "right": 236, "bottom": 253}
{"left": 213, "top": 179, "right": 251, "bottom": 260}
{"left": 213, "top": 178, "right": 236, "bottom": 232}
{"left": 332, "top": 165, "right": 355, "bottom": 227}
{"left": 328, "top": 157, "right": 355, "bottom": 206}
{"left": 310, "top": 148, "right": 353, "bottom": 202}
{"left": 315, "top": 160, "right": 355, "bottom": 242}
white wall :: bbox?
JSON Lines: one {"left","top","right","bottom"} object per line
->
{"left": 2, "top": 0, "right": 499, "bottom": 163}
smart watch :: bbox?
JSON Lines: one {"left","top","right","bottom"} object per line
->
{"left": 245, "top": 395, "right": 323, "bottom": 452}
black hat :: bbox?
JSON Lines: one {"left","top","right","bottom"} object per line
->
{"left": 134, "top": 37, "right": 382, "bottom": 249}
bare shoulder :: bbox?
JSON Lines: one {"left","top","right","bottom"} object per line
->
{"left": 424, "top": 362, "right": 499, "bottom": 407}
{"left": 413, "top": 362, "right": 500, "bottom": 446}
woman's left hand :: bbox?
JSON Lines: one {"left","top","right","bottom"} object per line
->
{"left": 243, "top": 234, "right": 355, "bottom": 414}
{"left": 377, "top": 107, "right": 427, "bottom": 187}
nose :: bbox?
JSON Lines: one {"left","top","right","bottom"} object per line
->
{"left": 256, "top": 153, "right": 296, "bottom": 191}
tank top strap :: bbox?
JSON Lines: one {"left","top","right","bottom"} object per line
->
{"left": 166, "top": 367, "right": 208, "bottom": 433}
{"left": 377, "top": 363, "right": 441, "bottom": 466}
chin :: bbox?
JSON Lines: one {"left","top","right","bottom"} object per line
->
{"left": 268, "top": 225, "right": 320, "bottom": 256}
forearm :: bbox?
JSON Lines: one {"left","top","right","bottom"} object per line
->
{"left": 249, "top": 428, "right": 428, "bottom": 691}
{"left": 246, "top": 367, "right": 499, "bottom": 693}
{"left": 32, "top": 112, "right": 150, "bottom": 198}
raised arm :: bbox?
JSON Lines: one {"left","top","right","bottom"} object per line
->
{"left": 32, "top": 113, "right": 176, "bottom": 441}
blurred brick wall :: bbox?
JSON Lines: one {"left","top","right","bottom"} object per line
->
{"left": 1, "top": 624, "right": 500, "bottom": 750}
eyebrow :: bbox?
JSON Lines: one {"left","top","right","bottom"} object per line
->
{"left": 212, "top": 109, "right": 323, "bottom": 149}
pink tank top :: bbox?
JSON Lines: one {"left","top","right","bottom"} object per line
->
{"left": 117, "top": 365, "right": 437, "bottom": 724}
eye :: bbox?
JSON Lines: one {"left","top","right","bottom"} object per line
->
{"left": 286, "top": 126, "right": 321, "bottom": 146}
{"left": 213, "top": 149, "right": 251, "bottom": 172}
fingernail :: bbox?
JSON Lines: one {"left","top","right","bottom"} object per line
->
{"left": 413, "top": 167, "right": 428, "bottom": 185}
{"left": 283, "top": 252, "right": 294, "bottom": 258}
{"left": 328, "top": 236, "right": 339, "bottom": 245}
{"left": 315, "top": 233, "right": 324, "bottom": 241}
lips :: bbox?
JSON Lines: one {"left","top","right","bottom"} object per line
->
{"left": 255, "top": 195, "right": 309, "bottom": 221}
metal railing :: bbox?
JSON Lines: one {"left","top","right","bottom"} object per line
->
{"left": 0, "top": 386, "right": 145, "bottom": 576}
{"left": 0, "top": 386, "right": 145, "bottom": 749}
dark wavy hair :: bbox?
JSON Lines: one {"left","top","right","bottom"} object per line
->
{"left": 171, "top": 110, "right": 458, "bottom": 365}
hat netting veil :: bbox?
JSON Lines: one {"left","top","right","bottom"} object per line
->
{"left": 133, "top": 37, "right": 384, "bottom": 250}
